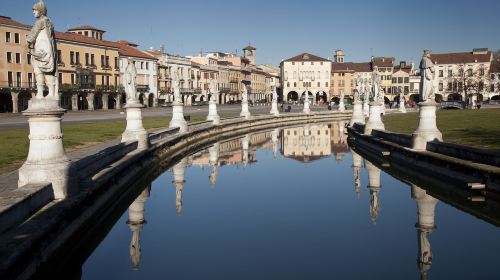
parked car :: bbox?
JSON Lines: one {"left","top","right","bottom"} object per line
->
{"left": 192, "top": 101, "right": 208, "bottom": 106}
{"left": 160, "top": 102, "right": 172, "bottom": 107}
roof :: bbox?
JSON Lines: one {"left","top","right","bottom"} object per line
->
{"left": 284, "top": 52, "right": 330, "bottom": 62}
{"left": 332, "top": 62, "right": 372, "bottom": 73}
{"left": 55, "top": 31, "right": 119, "bottom": 49}
{"left": 243, "top": 45, "right": 256, "bottom": 51}
{"left": 0, "top": 15, "right": 30, "bottom": 29}
{"left": 430, "top": 51, "right": 492, "bottom": 65}
{"left": 490, "top": 58, "right": 500, "bottom": 73}
{"left": 393, "top": 66, "right": 412, "bottom": 74}
{"left": 191, "top": 61, "right": 201, "bottom": 68}
{"left": 372, "top": 57, "right": 395, "bottom": 67}
{"left": 68, "top": 25, "right": 106, "bottom": 33}
{"left": 111, "top": 42, "right": 156, "bottom": 60}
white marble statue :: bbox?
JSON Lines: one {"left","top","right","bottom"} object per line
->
{"left": 242, "top": 83, "right": 248, "bottom": 103}
{"left": 420, "top": 50, "right": 435, "bottom": 102}
{"left": 27, "top": 0, "right": 58, "bottom": 102}
{"left": 209, "top": 80, "right": 218, "bottom": 102}
{"left": 354, "top": 78, "right": 362, "bottom": 102}
{"left": 372, "top": 72, "right": 384, "bottom": 104}
{"left": 124, "top": 58, "right": 139, "bottom": 104}
{"left": 173, "top": 68, "right": 181, "bottom": 102}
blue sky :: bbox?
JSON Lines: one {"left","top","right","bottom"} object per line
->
{"left": 3, "top": 0, "right": 499, "bottom": 65}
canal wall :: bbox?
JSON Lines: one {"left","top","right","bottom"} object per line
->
{"left": 347, "top": 124, "right": 500, "bottom": 194}
{"left": 0, "top": 112, "right": 350, "bottom": 279}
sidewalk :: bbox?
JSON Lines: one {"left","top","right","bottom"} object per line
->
{"left": 0, "top": 138, "right": 121, "bottom": 195}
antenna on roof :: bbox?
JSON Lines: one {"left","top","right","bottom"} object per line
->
{"left": 160, "top": 44, "right": 165, "bottom": 53}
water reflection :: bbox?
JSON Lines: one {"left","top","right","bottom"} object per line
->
{"left": 126, "top": 185, "right": 150, "bottom": 270}
{"left": 412, "top": 184, "right": 438, "bottom": 280}
{"left": 76, "top": 122, "right": 500, "bottom": 279}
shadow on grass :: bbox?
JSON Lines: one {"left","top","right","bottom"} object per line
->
{"left": 445, "top": 128, "right": 500, "bottom": 151}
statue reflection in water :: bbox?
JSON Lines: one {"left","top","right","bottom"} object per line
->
{"left": 126, "top": 185, "right": 151, "bottom": 270}
{"left": 241, "top": 134, "right": 250, "bottom": 167}
{"left": 365, "top": 160, "right": 381, "bottom": 224}
{"left": 208, "top": 143, "right": 220, "bottom": 186}
{"left": 271, "top": 128, "right": 280, "bottom": 159}
{"left": 350, "top": 149, "right": 363, "bottom": 197}
{"left": 173, "top": 158, "right": 187, "bottom": 216}
{"left": 411, "top": 184, "right": 438, "bottom": 280}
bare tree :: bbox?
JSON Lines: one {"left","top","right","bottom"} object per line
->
{"left": 444, "top": 64, "right": 490, "bottom": 104}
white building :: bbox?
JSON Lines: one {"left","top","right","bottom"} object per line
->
{"left": 489, "top": 58, "right": 500, "bottom": 100}
{"left": 281, "top": 53, "right": 331, "bottom": 103}
{"left": 116, "top": 41, "right": 158, "bottom": 107}
{"left": 430, "top": 48, "right": 493, "bottom": 102}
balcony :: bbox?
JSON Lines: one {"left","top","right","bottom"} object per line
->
{"left": 220, "top": 87, "right": 231, "bottom": 94}
{"left": 0, "top": 82, "right": 36, "bottom": 90}
{"left": 230, "top": 78, "right": 239, "bottom": 83}
{"left": 136, "top": 85, "right": 150, "bottom": 92}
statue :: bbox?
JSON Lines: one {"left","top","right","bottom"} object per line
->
{"left": 241, "top": 83, "right": 248, "bottom": 103}
{"left": 372, "top": 72, "right": 384, "bottom": 103}
{"left": 124, "top": 58, "right": 138, "bottom": 104}
{"left": 420, "top": 50, "right": 435, "bottom": 102}
{"left": 27, "top": 0, "right": 58, "bottom": 101}
{"left": 272, "top": 87, "right": 278, "bottom": 102}
{"left": 173, "top": 68, "right": 181, "bottom": 102}
{"left": 354, "top": 78, "right": 362, "bottom": 102}
{"left": 209, "top": 80, "right": 218, "bottom": 102}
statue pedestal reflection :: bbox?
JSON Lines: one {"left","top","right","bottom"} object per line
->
{"left": 350, "top": 101, "right": 365, "bottom": 127}
{"left": 173, "top": 158, "right": 187, "bottom": 215}
{"left": 208, "top": 143, "right": 220, "bottom": 186}
{"left": 351, "top": 149, "right": 363, "bottom": 196}
{"left": 365, "top": 160, "right": 381, "bottom": 224}
{"left": 127, "top": 186, "right": 150, "bottom": 270}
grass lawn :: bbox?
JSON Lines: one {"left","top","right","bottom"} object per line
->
{"left": 0, "top": 116, "right": 207, "bottom": 172}
{"left": 383, "top": 108, "right": 500, "bottom": 151}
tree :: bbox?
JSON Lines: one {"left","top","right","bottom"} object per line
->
{"left": 444, "top": 64, "right": 489, "bottom": 104}
{"left": 494, "top": 49, "right": 500, "bottom": 59}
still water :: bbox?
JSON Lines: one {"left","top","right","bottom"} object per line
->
{"left": 80, "top": 123, "right": 500, "bottom": 279}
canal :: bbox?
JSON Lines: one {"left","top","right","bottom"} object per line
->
{"left": 41, "top": 122, "right": 500, "bottom": 279}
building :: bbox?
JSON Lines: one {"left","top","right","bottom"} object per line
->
{"left": 330, "top": 50, "right": 372, "bottom": 102}
{"left": 372, "top": 57, "right": 395, "bottom": 100}
{"left": 489, "top": 58, "right": 500, "bottom": 100}
{"left": 281, "top": 53, "right": 331, "bottom": 104}
{"left": 429, "top": 48, "right": 493, "bottom": 102}
{"left": 391, "top": 61, "right": 413, "bottom": 101}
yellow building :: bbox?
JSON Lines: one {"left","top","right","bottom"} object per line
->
{"left": 372, "top": 57, "right": 395, "bottom": 97}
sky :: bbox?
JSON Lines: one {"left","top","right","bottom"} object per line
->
{"left": 3, "top": 0, "right": 500, "bottom": 66}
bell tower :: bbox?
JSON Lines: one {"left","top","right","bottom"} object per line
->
{"left": 243, "top": 45, "right": 256, "bottom": 65}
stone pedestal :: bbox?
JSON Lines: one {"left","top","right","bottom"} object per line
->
{"left": 102, "top": 93, "right": 109, "bottom": 110}
{"left": 240, "top": 100, "right": 251, "bottom": 119}
{"left": 170, "top": 101, "right": 188, "bottom": 133}
{"left": 127, "top": 185, "right": 150, "bottom": 270}
{"left": 412, "top": 101, "right": 442, "bottom": 151}
{"left": 351, "top": 149, "right": 362, "bottom": 196}
{"left": 173, "top": 158, "right": 186, "bottom": 216}
{"left": 87, "top": 93, "right": 95, "bottom": 111}
{"left": 411, "top": 184, "right": 438, "bottom": 279}
{"left": 11, "top": 91, "right": 19, "bottom": 113}
{"left": 270, "top": 99, "right": 279, "bottom": 116}
{"left": 366, "top": 160, "right": 381, "bottom": 224}
{"left": 364, "top": 102, "right": 385, "bottom": 135}
{"left": 207, "top": 99, "right": 220, "bottom": 125}
{"left": 303, "top": 97, "right": 311, "bottom": 114}
{"left": 339, "top": 100, "right": 345, "bottom": 112}
{"left": 122, "top": 103, "right": 149, "bottom": 150}
{"left": 18, "top": 99, "right": 73, "bottom": 199}
{"left": 349, "top": 101, "right": 365, "bottom": 127}
{"left": 399, "top": 98, "right": 406, "bottom": 113}
{"left": 363, "top": 100, "right": 369, "bottom": 117}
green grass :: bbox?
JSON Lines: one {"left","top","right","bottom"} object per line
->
{"left": 383, "top": 108, "right": 500, "bottom": 151}
{"left": 0, "top": 116, "right": 206, "bottom": 171}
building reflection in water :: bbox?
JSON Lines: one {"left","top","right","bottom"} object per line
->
{"left": 365, "top": 160, "right": 381, "bottom": 224}
{"left": 411, "top": 184, "right": 438, "bottom": 280}
{"left": 126, "top": 185, "right": 151, "bottom": 270}
{"left": 350, "top": 148, "right": 363, "bottom": 197}
{"left": 173, "top": 158, "right": 187, "bottom": 216}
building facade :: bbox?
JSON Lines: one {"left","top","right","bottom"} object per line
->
{"left": 281, "top": 53, "right": 331, "bottom": 104}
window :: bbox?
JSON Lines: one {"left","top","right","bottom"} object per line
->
{"left": 15, "top": 53, "right": 20, "bottom": 64}
{"left": 57, "top": 50, "right": 61, "bottom": 64}
{"left": 292, "top": 62, "right": 295, "bottom": 65}
{"left": 16, "top": 72, "right": 21, "bottom": 87}
{"left": 28, "top": 73, "right": 33, "bottom": 88}
{"left": 71, "top": 74, "right": 75, "bottom": 84}
{"left": 146, "top": 62, "right": 149, "bottom": 70}
{"left": 448, "top": 70, "right": 453, "bottom": 77}
{"left": 458, "top": 69, "right": 464, "bottom": 77}
{"left": 85, "top": 53, "right": 89, "bottom": 65}
{"left": 438, "top": 83, "right": 443, "bottom": 91}
{"left": 14, "top": 33, "right": 20, "bottom": 44}
{"left": 392, "top": 77, "right": 397, "bottom": 83}
{"left": 398, "top": 77, "right": 403, "bottom": 84}
{"left": 76, "top": 52, "right": 80, "bottom": 65}
{"left": 59, "top": 73, "right": 63, "bottom": 85}
{"left": 325, "top": 82, "right": 328, "bottom": 87}
{"left": 467, "top": 69, "right": 473, "bottom": 77}
{"left": 491, "top": 84, "right": 495, "bottom": 92}
{"left": 404, "top": 77, "right": 409, "bottom": 83}
{"left": 70, "top": 52, "right": 74, "bottom": 64}
{"left": 439, "top": 70, "right": 443, "bottom": 77}
{"left": 479, "top": 67, "right": 485, "bottom": 76}
{"left": 8, "top": 72, "right": 13, "bottom": 87}
{"left": 294, "top": 82, "right": 297, "bottom": 87}
{"left": 91, "top": 54, "right": 95, "bottom": 66}
{"left": 105, "top": 56, "right": 109, "bottom": 67}
{"left": 447, "top": 82, "right": 452, "bottom": 91}
{"left": 491, "top": 74, "right": 496, "bottom": 79}
{"left": 7, "top": 52, "right": 12, "bottom": 63}
{"left": 317, "top": 82, "right": 320, "bottom": 87}
{"left": 114, "top": 57, "right": 118, "bottom": 69}
{"left": 5, "top": 32, "right": 11, "bottom": 43}
{"left": 84, "top": 31, "right": 88, "bottom": 36}
{"left": 479, "top": 81, "right": 484, "bottom": 91}
{"left": 287, "top": 82, "right": 290, "bottom": 87}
